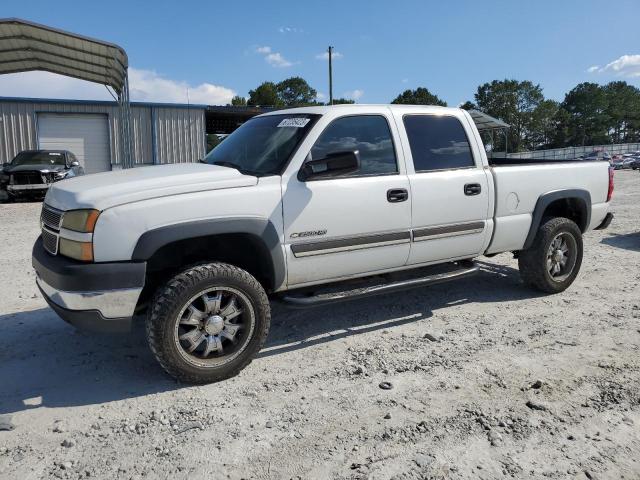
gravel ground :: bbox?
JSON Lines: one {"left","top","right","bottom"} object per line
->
{"left": 0, "top": 171, "right": 639, "bottom": 480}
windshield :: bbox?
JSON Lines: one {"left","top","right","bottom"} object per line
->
{"left": 11, "top": 151, "right": 66, "bottom": 166}
{"left": 203, "top": 114, "right": 320, "bottom": 175}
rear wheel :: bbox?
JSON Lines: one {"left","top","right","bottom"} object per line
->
{"left": 518, "top": 217, "right": 583, "bottom": 293}
{"left": 146, "top": 263, "right": 270, "bottom": 384}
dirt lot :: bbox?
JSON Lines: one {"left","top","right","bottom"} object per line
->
{"left": 0, "top": 171, "right": 639, "bottom": 480}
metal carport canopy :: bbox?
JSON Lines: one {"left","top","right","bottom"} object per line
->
{"left": 0, "top": 17, "right": 128, "bottom": 94}
{"left": 0, "top": 18, "right": 134, "bottom": 167}
{"left": 467, "top": 109, "right": 510, "bottom": 131}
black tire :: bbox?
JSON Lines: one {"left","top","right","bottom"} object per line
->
{"left": 518, "top": 217, "right": 583, "bottom": 294}
{"left": 146, "top": 263, "right": 270, "bottom": 384}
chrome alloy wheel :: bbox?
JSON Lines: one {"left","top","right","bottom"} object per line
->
{"left": 546, "top": 232, "right": 577, "bottom": 282}
{"left": 174, "top": 287, "right": 255, "bottom": 368}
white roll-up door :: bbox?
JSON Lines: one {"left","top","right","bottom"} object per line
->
{"left": 37, "top": 113, "right": 111, "bottom": 174}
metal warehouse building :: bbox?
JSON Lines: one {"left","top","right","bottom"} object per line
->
{"left": 0, "top": 97, "right": 206, "bottom": 173}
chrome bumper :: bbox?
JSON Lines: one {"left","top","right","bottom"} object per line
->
{"left": 36, "top": 275, "right": 142, "bottom": 319}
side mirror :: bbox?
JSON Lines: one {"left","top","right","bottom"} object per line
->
{"left": 2, "top": 162, "right": 9, "bottom": 168}
{"left": 299, "top": 150, "right": 360, "bottom": 181}
{"left": 70, "top": 161, "right": 80, "bottom": 167}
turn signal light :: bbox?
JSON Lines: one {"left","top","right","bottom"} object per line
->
{"left": 59, "top": 238, "right": 94, "bottom": 262}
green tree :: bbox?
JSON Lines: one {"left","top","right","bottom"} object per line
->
{"left": 276, "top": 77, "right": 317, "bottom": 107}
{"left": 248, "top": 82, "right": 281, "bottom": 107}
{"left": 474, "top": 79, "right": 544, "bottom": 152}
{"left": 230, "top": 95, "right": 247, "bottom": 106}
{"left": 561, "top": 82, "right": 610, "bottom": 146}
{"left": 604, "top": 81, "right": 640, "bottom": 143}
{"left": 527, "top": 99, "right": 560, "bottom": 149}
{"left": 391, "top": 87, "right": 447, "bottom": 106}
{"left": 459, "top": 100, "right": 476, "bottom": 110}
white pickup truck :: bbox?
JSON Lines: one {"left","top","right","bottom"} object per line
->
{"left": 32, "top": 105, "right": 614, "bottom": 383}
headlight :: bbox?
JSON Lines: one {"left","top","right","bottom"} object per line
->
{"left": 61, "top": 209, "right": 100, "bottom": 233}
{"left": 59, "top": 238, "right": 93, "bottom": 262}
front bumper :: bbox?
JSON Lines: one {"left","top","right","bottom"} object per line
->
{"left": 32, "top": 237, "right": 146, "bottom": 333}
{"left": 8, "top": 184, "right": 49, "bottom": 191}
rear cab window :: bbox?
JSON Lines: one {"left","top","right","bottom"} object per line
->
{"left": 403, "top": 115, "right": 476, "bottom": 172}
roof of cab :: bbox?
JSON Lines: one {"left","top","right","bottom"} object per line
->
{"left": 259, "top": 104, "right": 455, "bottom": 116}
{"left": 258, "top": 104, "right": 510, "bottom": 131}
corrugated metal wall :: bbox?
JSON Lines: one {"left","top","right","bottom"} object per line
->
{"left": 154, "top": 107, "right": 206, "bottom": 164}
{"left": 0, "top": 99, "right": 205, "bottom": 167}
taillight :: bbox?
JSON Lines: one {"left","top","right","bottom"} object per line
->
{"left": 607, "top": 167, "right": 614, "bottom": 202}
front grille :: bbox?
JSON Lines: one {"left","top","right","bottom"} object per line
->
{"left": 12, "top": 172, "right": 44, "bottom": 185}
{"left": 41, "top": 204, "right": 63, "bottom": 231}
{"left": 42, "top": 172, "right": 59, "bottom": 183}
{"left": 42, "top": 228, "right": 59, "bottom": 255}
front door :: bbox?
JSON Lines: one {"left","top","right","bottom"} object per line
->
{"left": 283, "top": 113, "right": 412, "bottom": 287}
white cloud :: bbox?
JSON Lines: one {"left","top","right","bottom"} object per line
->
{"left": 401, "top": 78, "right": 409, "bottom": 83}
{"left": 344, "top": 89, "right": 364, "bottom": 100}
{"left": 0, "top": 68, "right": 236, "bottom": 105}
{"left": 278, "top": 26, "right": 302, "bottom": 34}
{"left": 588, "top": 54, "right": 640, "bottom": 77}
{"left": 316, "top": 51, "right": 344, "bottom": 60}
{"left": 128, "top": 68, "right": 235, "bottom": 104}
{"left": 255, "top": 45, "right": 294, "bottom": 67}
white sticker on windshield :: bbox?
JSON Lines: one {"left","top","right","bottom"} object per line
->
{"left": 277, "top": 118, "right": 310, "bottom": 128}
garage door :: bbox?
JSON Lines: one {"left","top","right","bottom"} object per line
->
{"left": 37, "top": 113, "right": 111, "bottom": 174}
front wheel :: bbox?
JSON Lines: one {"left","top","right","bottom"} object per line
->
{"left": 518, "top": 217, "right": 583, "bottom": 294}
{"left": 146, "top": 263, "right": 270, "bottom": 384}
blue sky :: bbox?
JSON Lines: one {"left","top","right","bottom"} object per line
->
{"left": 1, "top": 0, "right": 639, "bottom": 105}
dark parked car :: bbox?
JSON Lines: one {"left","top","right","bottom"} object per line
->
{"left": 0, "top": 150, "right": 84, "bottom": 201}
{"left": 583, "top": 150, "right": 611, "bottom": 162}
{"left": 631, "top": 158, "right": 640, "bottom": 170}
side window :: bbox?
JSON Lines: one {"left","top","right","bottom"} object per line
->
{"left": 309, "top": 115, "right": 397, "bottom": 176}
{"left": 403, "top": 115, "right": 475, "bottom": 172}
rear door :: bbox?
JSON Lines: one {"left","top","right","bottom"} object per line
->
{"left": 395, "top": 111, "right": 491, "bottom": 265}
{"left": 282, "top": 111, "right": 412, "bottom": 287}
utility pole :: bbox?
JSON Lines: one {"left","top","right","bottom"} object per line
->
{"left": 328, "top": 46, "right": 333, "bottom": 105}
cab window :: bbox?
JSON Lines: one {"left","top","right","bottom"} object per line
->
{"left": 309, "top": 115, "right": 397, "bottom": 176}
{"left": 403, "top": 115, "right": 475, "bottom": 172}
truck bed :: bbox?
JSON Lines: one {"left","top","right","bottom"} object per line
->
{"left": 485, "top": 159, "right": 611, "bottom": 255}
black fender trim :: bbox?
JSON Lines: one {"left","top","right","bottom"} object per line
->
{"left": 523, "top": 189, "right": 591, "bottom": 250}
{"left": 131, "top": 217, "right": 286, "bottom": 290}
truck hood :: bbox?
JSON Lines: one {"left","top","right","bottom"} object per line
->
{"left": 45, "top": 163, "right": 258, "bottom": 211}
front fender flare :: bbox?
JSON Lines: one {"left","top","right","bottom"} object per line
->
{"left": 131, "top": 217, "right": 285, "bottom": 290}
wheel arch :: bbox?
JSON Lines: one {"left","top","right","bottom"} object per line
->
{"left": 132, "top": 218, "right": 285, "bottom": 294}
{"left": 523, "top": 189, "right": 591, "bottom": 250}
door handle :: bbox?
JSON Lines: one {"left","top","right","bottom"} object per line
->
{"left": 464, "top": 183, "right": 482, "bottom": 196}
{"left": 387, "top": 188, "right": 409, "bottom": 203}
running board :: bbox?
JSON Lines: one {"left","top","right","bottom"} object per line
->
{"left": 280, "top": 261, "right": 479, "bottom": 308}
